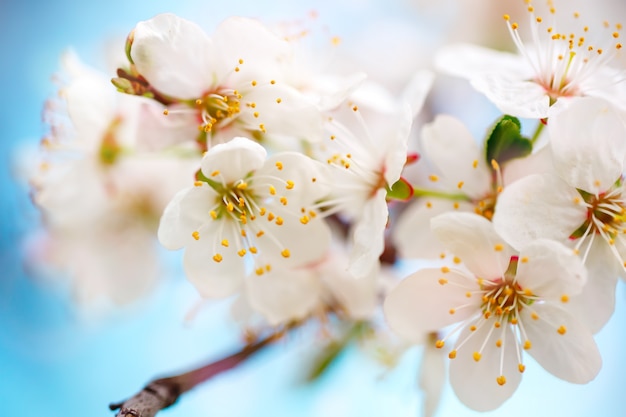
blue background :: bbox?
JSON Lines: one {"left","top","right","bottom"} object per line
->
{"left": 1, "top": 1, "right": 625, "bottom": 416}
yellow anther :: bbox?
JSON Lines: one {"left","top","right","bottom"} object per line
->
{"left": 426, "top": 201, "right": 433, "bottom": 209}
{"left": 270, "top": 80, "right": 276, "bottom": 85}
{"left": 435, "top": 340, "right": 445, "bottom": 349}
{"left": 259, "top": 123, "right": 266, "bottom": 133}
{"left": 504, "top": 286, "right": 513, "bottom": 296}
{"left": 276, "top": 98, "right": 282, "bottom": 103}
{"left": 251, "top": 80, "right": 257, "bottom": 86}
{"left": 428, "top": 174, "right": 439, "bottom": 182}
{"left": 195, "top": 99, "right": 203, "bottom": 105}
{"left": 466, "top": 291, "right": 472, "bottom": 298}
{"left": 496, "top": 339, "right": 502, "bottom": 348}
{"left": 449, "top": 308, "right": 456, "bottom": 315}
{"left": 300, "top": 215, "right": 310, "bottom": 225}
{"left": 352, "top": 105, "right": 358, "bottom": 111}
{"left": 256, "top": 230, "right": 264, "bottom": 238}
{"left": 240, "top": 214, "right": 247, "bottom": 224}
{"left": 473, "top": 352, "right": 482, "bottom": 362}
{"left": 227, "top": 202, "right": 234, "bottom": 212}
{"left": 521, "top": 256, "right": 529, "bottom": 263}
{"left": 441, "top": 266, "right": 450, "bottom": 273}
{"left": 269, "top": 185, "right": 276, "bottom": 195}
{"left": 453, "top": 202, "right": 460, "bottom": 209}
{"left": 213, "top": 253, "right": 223, "bottom": 263}
{"left": 255, "top": 268, "right": 264, "bottom": 276}
{"left": 163, "top": 109, "right": 169, "bottom": 115}
{"left": 448, "top": 350, "right": 457, "bottom": 359}
{"left": 275, "top": 161, "right": 283, "bottom": 170}
{"left": 496, "top": 376, "right": 507, "bottom": 386}
{"left": 440, "top": 253, "right": 446, "bottom": 259}
{"left": 210, "top": 210, "right": 217, "bottom": 219}
{"left": 267, "top": 212, "right": 275, "bottom": 221}
{"left": 470, "top": 325, "right": 477, "bottom": 331}
{"left": 259, "top": 207, "right": 266, "bottom": 216}
{"left": 241, "top": 229, "right": 247, "bottom": 237}
{"left": 281, "top": 249, "right": 290, "bottom": 258}
{"left": 561, "top": 294, "right": 569, "bottom": 303}
{"left": 484, "top": 311, "right": 491, "bottom": 319}
{"left": 536, "top": 17, "right": 543, "bottom": 23}
{"left": 518, "top": 364, "right": 526, "bottom": 373}
{"left": 524, "top": 288, "right": 533, "bottom": 296}
{"left": 238, "top": 249, "right": 246, "bottom": 257}
{"left": 494, "top": 243, "right": 504, "bottom": 251}
{"left": 238, "top": 197, "right": 245, "bottom": 208}
{"left": 512, "top": 22, "right": 519, "bottom": 30}
{"left": 453, "top": 256, "right": 461, "bottom": 264}
{"left": 249, "top": 246, "right": 258, "bottom": 254}
{"left": 503, "top": 14, "right": 510, "bottom": 21}
{"left": 275, "top": 217, "right": 284, "bottom": 226}
{"left": 438, "top": 278, "right": 448, "bottom": 285}
{"left": 523, "top": 340, "right": 532, "bottom": 350}
{"left": 192, "top": 231, "right": 200, "bottom": 240}
{"left": 236, "top": 182, "right": 248, "bottom": 190}
{"left": 472, "top": 160, "right": 478, "bottom": 168}
{"left": 511, "top": 318, "right": 518, "bottom": 325}
{"left": 194, "top": 181, "right": 203, "bottom": 187}
{"left": 253, "top": 111, "right": 259, "bottom": 118}
{"left": 211, "top": 170, "right": 220, "bottom": 177}
{"left": 221, "top": 239, "right": 229, "bottom": 247}
{"left": 557, "top": 325, "right": 567, "bottom": 335}
{"left": 279, "top": 197, "right": 288, "bottom": 206}
{"left": 457, "top": 181, "right": 464, "bottom": 189}
{"left": 494, "top": 321, "right": 501, "bottom": 328}
{"left": 531, "top": 312, "right": 539, "bottom": 320}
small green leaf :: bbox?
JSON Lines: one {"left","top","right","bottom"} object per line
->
{"left": 485, "top": 115, "right": 532, "bottom": 166}
{"left": 386, "top": 177, "right": 414, "bottom": 201}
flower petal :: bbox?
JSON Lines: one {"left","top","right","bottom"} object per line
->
{"left": 449, "top": 324, "right": 522, "bottom": 411}
{"left": 421, "top": 115, "right": 491, "bottom": 200}
{"left": 435, "top": 43, "right": 529, "bottom": 80}
{"left": 548, "top": 97, "right": 626, "bottom": 194}
{"left": 384, "top": 268, "right": 478, "bottom": 344}
{"left": 183, "top": 223, "right": 245, "bottom": 298}
{"left": 471, "top": 74, "right": 550, "bottom": 119}
{"left": 431, "top": 212, "right": 514, "bottom": 280}
{"left": 515, "top": 238, "right": 587, "bottom": 300}
{"left": 158, "top": 184, "right": 217, "bottom": 250}
{"left": 348, "top": 190, "right": 388, "bottom": 278}
{"left": 493, "top": 173, "right": 586, "bottom": 250}
{"left": 521, "top": 304, "right": 601, "bottom": 383}
{"left": 245, "top": 266, "right": 321, "bottom": 325}
{"left": 131, "top": 13, "right": 216, "bottom": 98}
{"left": 201, "top": 137, "right": 266, "bottom": 184}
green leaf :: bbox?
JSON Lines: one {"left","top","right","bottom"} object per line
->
{"left": 386, "top": 177, "right": 414, "bottom": 201}
{"left": 485, "top": 115, "right": 532, "bottom": 166}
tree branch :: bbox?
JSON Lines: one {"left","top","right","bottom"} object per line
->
{"left": 109, "top": 331, "right": 281, "bottom": 417}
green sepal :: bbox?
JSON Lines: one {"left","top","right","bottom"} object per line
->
{"left": 386, "top": 177, "right": 414, "bottom": 201}
{"left": 485, "top": 115, "right": 532, "bottom": 167}
{"left": 195, "top": 169, "right": 223, "bottom": 192}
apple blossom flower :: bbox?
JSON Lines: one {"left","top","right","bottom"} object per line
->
{"left": 493, "top": 97, "right": 626, "bottom": 332}
{"left": 393, "top": 114, "right": 553, "bottom": 259}
{"left": 158, "top": 137, "right": 332, "bottom": 298}
{"left": 435, "top": 2, "right": 626, "bottom": 118}
{"left": 385, "top": 212, "right": 601, "bottom": 411}
{"left": 128, "top": 14, "right": 323, "bottom": 148}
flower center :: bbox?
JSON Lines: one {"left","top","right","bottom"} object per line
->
{"left": 196, "top": 89, "right": 242, "bottom": 133}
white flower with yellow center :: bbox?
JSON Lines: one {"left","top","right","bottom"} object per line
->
{"left": 129, "top": 13, "right": 322, "bottom": 147}
{"left": 435, "top": 2, "right": 625, "bottom": 118}
{"left": 384, "top": 212, "right": 601, "bottom": 411}
{"left": 493, "top": 97, "right": 626, "bottom": 332}
{"left": 158, "top": 137, "right": 331, "bottom": 298}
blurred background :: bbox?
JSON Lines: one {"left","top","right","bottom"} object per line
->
{"left": 1, "top": 1, "right": 625, "bottom": 416}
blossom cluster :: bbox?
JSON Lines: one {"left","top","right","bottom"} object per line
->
{"left": 27, "top": 0, "right": 626, "bottom": 414}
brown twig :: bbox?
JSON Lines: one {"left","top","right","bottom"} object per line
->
{"left": 109, "top": 331, "right": 282, "bottom": 417}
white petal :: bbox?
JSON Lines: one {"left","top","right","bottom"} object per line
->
{"left": 201, "top": 137, "right": 266, "bottom": 184}
{"left": 493, "top": 173, "right": 586, "bottom": 250}
{"left": 158, "top": 185, "right": 216, "bottom": 250}
{"left": 131, "top": 13, "right": 216, "bottom": 98}
{"left": 245, "top": 266, "right": 321, "bottom": 325}
{"left": 383, "top": 103, "right": 412, "bottom": 185}
{"left": 521, "top": 304, "right": 601, "bottom": 383}
{"left": 435, "top": 43, "right": 529, "bottom": 80}
{"left": 515, "top": 238, "right": 587, "bottom": 300}
{"left": 568, "top": 242, "right": 618, "bottom": 333}
{"left": 449, "top": 324, "right": 522, "bottom": 411}
{"left": 472, "top": 74, "right": 550, "bottom": 119}
{"left": 402, "top": 69, "right": 435, "bottom": 119}
{"left": 421, "top": 115, "right": 491, "bottom": 200}
{"left": 548, "top": 97, "right": 626, "bottom": 194}
{"left": 183, "top": 224, "right": 245, "bottom": 298}
{"left": 321, "top": 260, "right": 378, "bottom": 319}
{"left": 384, "top": 268, "right": 478, "bottom": 344}
{"left": 393, "top": 199, "right": 475, "bottom": 259}
{"left": 348, "top": 190, "right": 388, "bottom": 279}
{"left": 502, "top": 144, "right": 555, "bottom": 186}
{"left": 418, "top": 337, "right": 446, "bottom": 417}
{"left": 431, "top": 212, "right": 514, "bottom": 280}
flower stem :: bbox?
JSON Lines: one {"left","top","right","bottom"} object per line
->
{"left": 530, "top": 119, "right": 546, "bottom": 145}
{"left": 412, "top": 187, "right": 470, "bottom": 201}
